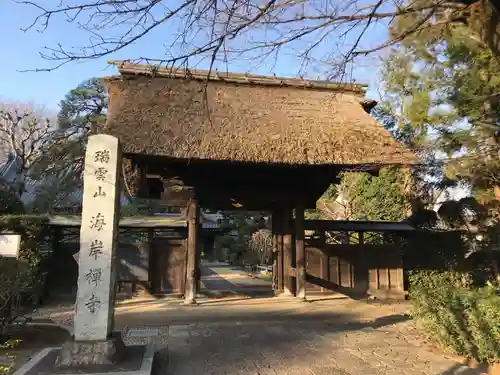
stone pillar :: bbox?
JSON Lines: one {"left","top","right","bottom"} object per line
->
{"left": 57, "top": 134, "right": 124, "bottom": 367}
{"left": 295, "top": 204, "right": 306, "bottom": 301}
{"left": 185, "top": 197, "right": 199, "bottom": 304}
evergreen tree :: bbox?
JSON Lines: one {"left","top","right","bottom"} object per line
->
{"left": 381, "top": 15, "right": 500, "bottom": 217}
{"left": 31, "top": 78, "right": 108, "bottom": 212}
{"left": 58, "top": 77, "right": 107, "bottom": 136}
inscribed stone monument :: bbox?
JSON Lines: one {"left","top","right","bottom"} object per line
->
{"left": 75, "top": 134, "right": 122, "bottom": 341}
{"left": 57, "top": 134, "right": 124, "bottom": 367}
{"left": 12, "top": 134, "right": 154, "bottom": 374}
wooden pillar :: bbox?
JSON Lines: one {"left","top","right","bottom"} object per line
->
{"left": 282, "top": 209, "right": 294, "bottom": 296}
{"left": 295, "top": 204, "right": 306, "bottom": 300}
{"left": 318, "top": 230, "right": 329, "bottom": 293}
{"left": 195, "top": 213, "right": 203, "bottom": 295}
{"left": 277, "top": 210, "right": 284, "bottom": 295}
{"left": 271, "top": 213, "right": 277, "bottom": 292}
{"left": 147, "top": 228, "right": 154, "bottom": 293}
{"left": 271, "top": 210, "right": 283, "bottom": 294}
{"left": 185, "top": 197, "right": 199, "bottom": 304}
{"left": 137, "top": 163, "right": 148, "bottom": 198}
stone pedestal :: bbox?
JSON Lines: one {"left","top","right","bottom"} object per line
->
{"left": 56, "top": 333, "right": 125, "bottom": 367}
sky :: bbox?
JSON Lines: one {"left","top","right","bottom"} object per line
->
{"left": 0, "top": 1, "right": 471, "bottom": 205}
{"left": 0, "top": 0, "right": 390, "bottom": 112}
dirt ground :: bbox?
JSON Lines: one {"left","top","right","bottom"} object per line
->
{"left": 0, "top": 325, "right": 70, "bottom": 374}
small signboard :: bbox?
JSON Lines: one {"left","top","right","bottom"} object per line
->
{"left": 0, "top": 234, "right": 21, "bottom": 258}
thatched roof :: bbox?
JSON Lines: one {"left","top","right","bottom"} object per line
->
{"left": 102, "top": 61, "right": 417, "bottom": 166}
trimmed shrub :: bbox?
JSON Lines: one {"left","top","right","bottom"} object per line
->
{"left": 409, "top": 270, "right": 500, "bottom": 364}
{"left": 0, "top": 215, "right": 49, "bottom": 342}
{"left": 0, "top": 187, "right": 23, "bottom": 215}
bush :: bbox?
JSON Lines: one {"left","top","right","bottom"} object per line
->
{"left": 0, "top": 257, "right": 38, "bottom": 341}
{"left": 0, "top": 215, "right": 48, "bottom": 265}
{"left": 0, "top": 215, "right": 49, "bottom": 343}
{"left": 409, "top": 270, "right": 500, "bottom": 363}
{"left": 0, "top": 187, "right": 23, "bottom": 215}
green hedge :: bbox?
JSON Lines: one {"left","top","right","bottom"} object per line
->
{"left": 0, "top": 215, "right": 48, "bottom": 264}
{"left": 0, "top": 188, "right": 23, "bottom": 216}
{"left": 409, "top": 270, "right": 500, "bottom": 364}
{"left": 0, "top": 215, "right": 49, "bottom": 309}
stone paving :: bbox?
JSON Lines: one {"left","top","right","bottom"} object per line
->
{"left": 153, "top": 319, "right": 472, "bottom": 375}
{"left": 37, "top": 263, "right": 480, "bottom": 375}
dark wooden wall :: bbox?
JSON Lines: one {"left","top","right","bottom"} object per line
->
{"left": 151, "top": 238, "right": 187, "bottom": 295}
{"left": 46, "top": 227, "right": 189, "bottom": 299}
{"left": 304, "top": 231, "right": 406, "bottom": 299}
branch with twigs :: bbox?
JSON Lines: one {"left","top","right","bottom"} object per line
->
{"left": 0, "top": 104, "right": 84, "bottom": 200}
{"left": 17, "top": 0, "right": 473, "bottom": 78}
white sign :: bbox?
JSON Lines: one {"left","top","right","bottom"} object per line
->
{"left": 74, "top": 134, "right": 122, "bottom": 342}
{"left": 0, "top": 234, "right": 21, "bottom": 258}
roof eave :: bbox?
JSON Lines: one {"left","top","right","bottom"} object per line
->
{"left": 107, "top": 60, "right": 367, "bottom": 95}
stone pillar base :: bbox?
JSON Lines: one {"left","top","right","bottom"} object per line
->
{"left": 56, "top": 333, "right": 125, "bottom": 368}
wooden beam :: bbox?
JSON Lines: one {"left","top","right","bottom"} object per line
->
{"left": 143, "top": 160, "right": 334, "bottom": 210}
{"left": 48, "top": 215, "right": 187, "bottom": 228}
{"left": 195, "top": 186, "right": 320, "bottom": 210}
{"left": 296, "top": 204, "right": 306, "bottom": 301}
{"left": 185, "top": 197, "right": 199, "bottom": 304}
{"left": 303, "top": 220, "right": 415, "bottom": 232}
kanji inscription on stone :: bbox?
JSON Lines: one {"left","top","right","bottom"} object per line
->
{"left": 85, "top": 268, "right": 103, "bottom": 287}
{"left": 85, "top": 293, "right": 102, "bottom": 314}
{"left": 93, "top": 186, "right": 106, "bottom": 198}
{"left": 88, "top": 240, "right": 103, "bottom": 260}
{"left": 90, "top": 213, "right": 107, "bottom": 231}
{"left": 75, "top": 134, "right": 121, "bottom": 342}
{"left": 94, "top": 167, "right": 108, "bottom": 181}
{"left": 94, "top": 150, "right": 110, "bottom": 163}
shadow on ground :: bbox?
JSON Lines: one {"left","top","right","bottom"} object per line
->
{"left": 144, "top": 310, "right": 457, "bottom": 375}
{"left": 441, "top": 364, "right": 484, "bottom": 375}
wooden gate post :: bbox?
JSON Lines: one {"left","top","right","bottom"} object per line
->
{"left": 282, "top": 209, "right": 294, "bottom": 296}
{"left": 147, "top": 228, "right": 154, "bottom": 293}
{"left": 185, "top": 197, "right": 199, "bottom": 304}
{"left": 273, "top": 210, "right": 284, "bottom": 295}
{"left": 195, "top": 212, "right": 203, "bottom": 296}
{"left": 318, "top": 230, "right": 329, "bottom": 293}
{"left": 271, "top": 211, "right": 277, "bottom": 292}
{"left": 295, "top": 203, "right": 306, "bottom": 301}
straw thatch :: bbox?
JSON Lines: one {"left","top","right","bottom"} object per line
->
{"left": 102, "top": 61, "right": 418, "bottom": 166}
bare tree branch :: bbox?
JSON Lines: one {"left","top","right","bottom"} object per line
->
{"left": 16, "top": 0, "right": 483, "bottom": 78}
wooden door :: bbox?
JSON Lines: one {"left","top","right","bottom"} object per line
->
{"left": 151, "top": 239, "right": 187, "bottom": 295}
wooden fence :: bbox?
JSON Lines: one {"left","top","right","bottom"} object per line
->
{"left": 303, "top": 220, "right": 412, "bottom": 299}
